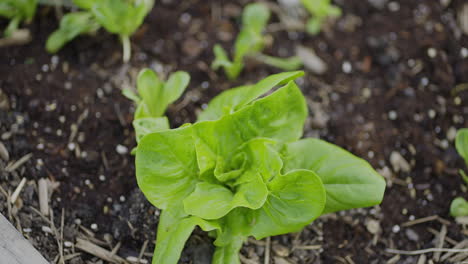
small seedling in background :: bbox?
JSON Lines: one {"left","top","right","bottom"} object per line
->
{"left": 212, "top": 3, "right": 302, "bottom": 80}
{"left": 0, "top": 0, "right": 37, "bottom": 37}
{"left": 300, "top": 0, "right": 341, "bottom": 35}
{"left": 450, "top": 128, "right": 468, "bottom": 217}
{"left": 123, "top": 68, "right": 190, "bottom": 143}
{"left": 135, "top": 71, "right": 385, "bottom": 263}
{"left": 46, "top": 12, "right": 100, "bottom": 53}
{"left": 46, "top": 0, "right": 154, "bottom": 62}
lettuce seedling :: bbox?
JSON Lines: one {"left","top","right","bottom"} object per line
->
{"left": 450, "top": 128, "right": 468, "bottom": 217}
{"left": 123, "top": 68, "right": 190, "bottom": 142}
{"left": 0, "top": 0, "right": 37, "bottom": 37}
{"left": 46, "top": 12, "right": 100, "bottom": 53}
{"left": 212, "top": 3, "right": 302, "bottom": 80}
{"left": 46, "top": 0, "right": 154, "bottom": 62}
{"left": 135, "top": 71, "right": 386, "bottom": 264}
{"left": 300, "top": 0, "right": 342, "bottom": 35}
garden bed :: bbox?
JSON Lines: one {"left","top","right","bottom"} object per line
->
{"left": 1, "top": 0, "right": 468, "bottom": 263}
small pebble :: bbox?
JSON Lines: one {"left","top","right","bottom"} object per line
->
{"left": 447, "top": 127, "right": 457, "bottom": 141}
{"left": 392, "top": 225, "right": 401, "bottom": 233}
{"left": 427, "top": 47, "right": 437, "bottom": 58}
{"left": 342, "top": 61, "right": 352, "bottom": 73}
{"left": 428, "top": 109, "right": 436, "bottom": 119}
{"left": 366, "top": 219, "right": 380, "bottom": 234}
{"left": 99, "top": 175, "right": 106, "bottom": 181}
{"left": 461, "top": 47, "right": 468, "bottom": 58}
{"left": 388, "top": 110, "right": 398, "bottom": 120}
{"left": 405, "top": 228, "right": 419, "bottom": 241}
{"left": 42, "top": 226, "right": 53, "bottom": 234}
{"left": 67, "top": 142, "right": 76, "bottom": 151}
{"left": 116, "top": 144, "right": 128, "bottom": 155}
{"left": 126, "top": 256, "right": 148, "bottom": 264}
{"left": 388, "top": 1, "right": 400, "bottom": 11}
{"left": 64, "top": 241, "right": 73, "bottom": 247}
{"left": 23, "top": 228, "right": 32, "bottom": 233}
{"left": 74, "top": 218, "right": 82, "bottom": 225}
{"left": 120, "top": 195, "right": 126, "bottom": 202}
{"left": 91, "top": 223, "right": 98, "bottom": 230}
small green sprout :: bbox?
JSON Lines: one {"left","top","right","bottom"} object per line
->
{"left": 300, "top": 0, "right": 342, "bottom": 35}
{"left": 46, "top": 12, "right": 100, "bottom": 53}
{"left": 123, "top": 68, "right": 190, "bottom": 142}
{"left": 0, "top": 0, "right": 37, "bottom": 37}
{"left": 46, "top": 0, "right": 154, "bottom": 62}
{"left": 450, "top": 128, "right": 468, "bottom": 217}
{"left": 212, "top": 3, "right": 302, "bottom": 80}
{"left": 135, "top": 71, "right": 385, "bottom": 263}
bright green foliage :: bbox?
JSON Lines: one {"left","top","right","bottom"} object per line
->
{"left": 456, "top": 128, "right": 468, "bottom": 166}
{"left": 300, "top": 0, "right": 342, "bottom": 35}
{"left": 135, "top": 71, "right": 386, "bottom": 263}
{"left": 450, "top": 197, "right": 468, "bottom": 217}
{"left": 46, "top": 12, "right": 99, "bottom": 53}
{"left": 450, "top": 128, "right": 468, "bottom": 217}
{"left": 212, "top": 3, "right": 302, "bottom": 80}
{"left": 123, "top": 68, "right": 190, "bottom": 142}
{"left": 0, "top": 0, "right": 37, "bottom": 37}
{"left": 46, "top": 0, "right": 154, "bottom": 62}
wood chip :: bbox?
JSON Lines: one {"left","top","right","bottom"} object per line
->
{"left": 455, "top": 216, "right": 468, "bottom": 225}
{"left": 417, "top": 254, "right": 426, "bottom": 264}
{"left": 5, "top": 153, "right": 32, "bottom": 173}
{"left": 402, "top": 215, "right": 442, "bottom": 227}
{"left": 239, "top": 253, "right": 259, "bottom": 264}
{"left": 0, "top": 141, "right": 9, "bottom": 161}
{"left": 441, "top": 240, "right": 468, "bottom": 261}
{"left": 386, "top": 254, "right": 400, "bottom": 264}
{"left": 295, "top": 45, "right": 327, "bottom": 74}
{"left": 0, "top": 213, "right": 49, "bottom": 264}
{"left": 386, "top": 248, "right": 468, "bottom": 255}
{"left": 0, "top": 29, "right": 32, "bottom": 47}
{"left": 38, "top": 178, "right": 49, "bottom": 216}
{"left": 433, "top": 225, "right": 447, "bottom": 261}
{"left": 458, "top": 3, "right": 468, "bottom": 35}
{"left": 10, "top": 177, "right": 26, "bottom": 204}
{"left": 264, "top": 237, "right": 271, "bottom": 264}
{"left": 75, "top": 238, "right": 126, "bottom": 264}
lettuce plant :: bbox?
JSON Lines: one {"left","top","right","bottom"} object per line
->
{"left": 135, "top": 71, "right": 386, "bottom": 263}
{"left": 46, "top": 0, "right": 154, "bottom": 62}
{"left": 0, "top": 0, "right": 37, "bottom": 37}
{"left": 212, "top": 3, "right": 302, "bottom": 80}
{"left": 300, "top": 0, "right": 341, "bottom": 35}
{"left": 450, "top": 128, "right": 468, "bottom": 217}
{"left": 123, "top": 68, "right": 190, "bottom": 143}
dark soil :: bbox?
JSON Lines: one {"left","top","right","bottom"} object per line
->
{"left": 1, "top": 0, "right": 468, "bottom": 263}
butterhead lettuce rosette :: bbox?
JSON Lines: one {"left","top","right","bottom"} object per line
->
{"left": 135, "top": 71, "right": 385, "bottom": 264}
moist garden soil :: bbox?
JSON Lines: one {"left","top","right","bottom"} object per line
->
{"left": 1, "top": 0, "right": 468, "bottom": 263}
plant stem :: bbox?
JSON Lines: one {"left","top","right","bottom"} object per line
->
{"left": 5, "top": 17, "right": 20, "bottom": 37}
{"left": 121, "top": 35, "right": 131, "bottom": 63}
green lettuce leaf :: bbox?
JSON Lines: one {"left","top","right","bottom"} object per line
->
{"left": 197, "top": 71, "right": 304, "bottom": 121}
{"left": 135, "top": 126, "right": 198, "bottom": 209}
{"left": 282, "top": 138, "right": 386, "bottom": 214}
{"left": 193, "top": 81, "right": 306, "bottom": 176}
{"left": 250, "top": 169, "right": 326, "bottom": 239}
{"left": 153, "top": 205, "right": 220, "bottom": 264}
{"left": 456, "top": 128, "right": 468, "bottom": 166}
{"left": 133, "top": 117, "right": 169, "bottom": 143}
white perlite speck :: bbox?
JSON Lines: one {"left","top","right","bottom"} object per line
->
{"left": 116, "top": 144, "right": 128, "bottom": 155}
